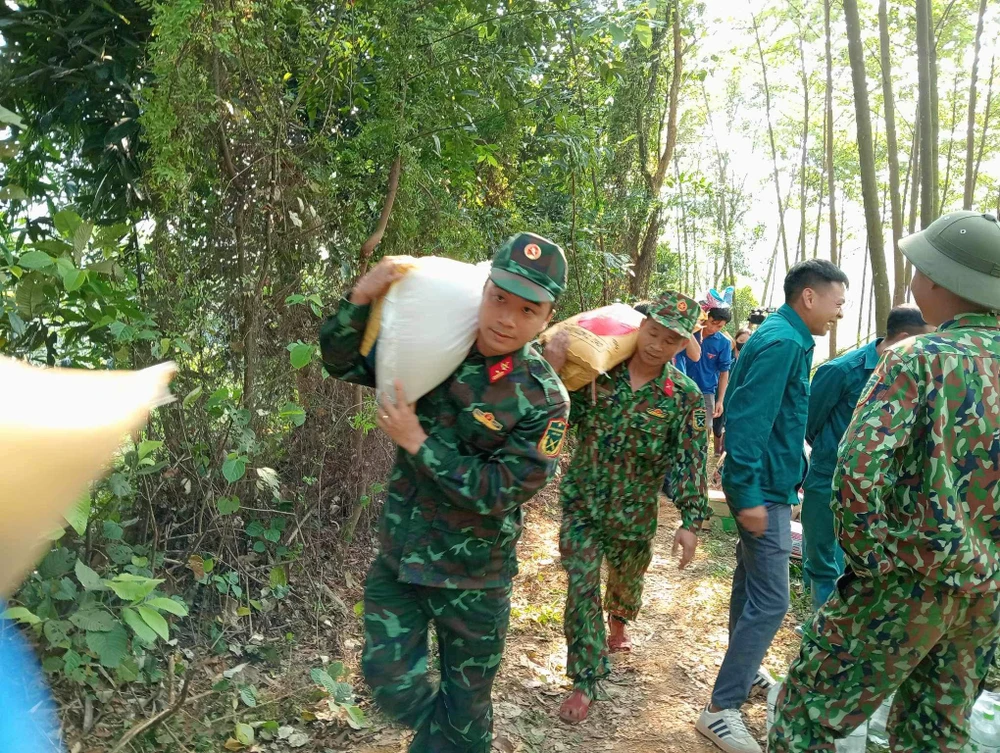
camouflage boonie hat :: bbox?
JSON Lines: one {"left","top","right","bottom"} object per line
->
{"left": 490, "top": 232, "right": 568, "bottom": 303}
{"left": 646, "top": 290, "right": 700, "bottom": 339}
{"left": 899, "top": 210, "right": 1000, "bottom": 310}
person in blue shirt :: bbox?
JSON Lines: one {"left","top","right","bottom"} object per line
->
{"left": 696, "top": 259, "right": 849, "bottom": 753}
{"left": 676, "top": 307, "right": 733, "bottom": 448}
{"left": 800, "top": 305, "right": 932, "bottom": 612}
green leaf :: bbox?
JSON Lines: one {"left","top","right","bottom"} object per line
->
{"left": 7, "top": 310, "right": 26, "bottom": 336}
{"left": 121, "top": 606, "right": 158, "bottom": 645}
{"left": 43, "top": 619, "right": 73, "bottom": 648}
{"left": 269, "top": 566, "right": 287, "bottom": 589}
{"left": 0, "top": 184, "right": 28, "bottom": 200}
{"left": 239, "top": 685, "right": 259, "bottom": 708}
{"left": 137, "top": 605, "right": 169, "bottom": 641}
{"left": 235, "top": 723, "right": 255, "bottom": 746}
{"left": 109, "top": 473, "right": 132, "bottom": 498}
{"left": 288, "top": 342, "right": 313, "bottom": 369}
{"left": 72, "top": 220, "right": 94, "bottom": 253}
{"left": 609, "top": 23, "right": 627, "bottom": 44}
{"left": 53, "top": 209, "right": 82, "bottom": 239}
{"left": 635, "top": 20, "right": 653, "bottom": 48}
{"left": 0, "top": 104, "right": 24, "bottom": 128}
{"left": 62, "top": 267, "right": 87, "bottom": 292}
{"left": 15, "top": 274, "right": 45, "bottom": 318}
{"left": 106, "top": 543, "right": 134, "bottom": 565}
{"left": 102, "top": 521, "right": 124, "bottom": 541}
{"left": 87, "top": 623, "right": 128, "bottom": 668}
{"left": 217, "top": 496, "right": 240, "bottom": 516}
{"left": 310, "top": 668, "right": 339, "bottom": 696}
{"left": 18, "top": 250, "right": 54, "bottom": 270}
{"left": 354, "top": 600, "right": 364, "bottom": 618}
{"left": 145, "top": 597, "right": 188, "bottom": 617}
{"left": 70, "top": 608, "right": 117, "bottom": 632}
{"left": 345, "top": 704, "right": 368, "bottom": 730}
{"left": 183, "top": 385, "right": 203, "bottom": 408}
{"left": 2, "top": 607, "right": 40, "bottom": 625}
{"left": 115, "top": 657, "right": 140, "bottom": 683}
{"left": 65, "top": 492, "right": 91, "bottom": 536}
{"left": 280, "top": 402, "right": 306, "bottom": 427}
{"left": 137, "top": 440, "right": 163, "bottom": 460}
{"left": 75, "top": 560, "right": 108, "bottom": 592}
{"left": 222, "top": 456, "right": 247, "bottom": 484}
{"left": 106, "top": 574, "right": 163, "bottom": 602}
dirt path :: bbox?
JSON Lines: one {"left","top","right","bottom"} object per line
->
{"left": 346, "top": 490, "right": 805, "bottom": 753}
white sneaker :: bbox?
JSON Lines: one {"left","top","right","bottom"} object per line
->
{"left": 751, "top": 666, "right": 776, "bottom": 691}
{"left": 696, "top": 706, "right": 762, "bottom": 753}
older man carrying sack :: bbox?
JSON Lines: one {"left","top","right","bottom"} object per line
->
{"left": 770, "top": 211, "right": 1000, "bottom": 752}
{"left": 320, "top": 233, "right": 570, "bottom": 753}
{"left": 544, "top": 291, "right": 709, "bottom": 724}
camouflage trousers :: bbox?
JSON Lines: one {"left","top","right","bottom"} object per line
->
{"left": 769, "top": 567, "right": 1000, "bottom": 752}
{"left": 560, "top": 510, "right": 654, "bottom": 697}
{"left": 362, "top": 556, "right": 512, "bottom": 753}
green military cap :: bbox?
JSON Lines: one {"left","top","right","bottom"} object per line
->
{"left": 646, "top": 290, "right": 701, "bottom": 339}
{"left": 899, "top": 210, "right": 1000, "bottom": 310}
{"left": 490, "top": 232, "right": 568, "bottom": 304}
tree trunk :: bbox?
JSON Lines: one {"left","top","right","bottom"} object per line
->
{"left": 857, "top": 244, "right": 869, "bottom": 345}
{"left": 797, "top": 18, "right": 810, "bottom": 263}
{"left": 844, "top": 0, "right": 891, "bottom": 335}
{"left": 963, "top": 0, "right": 989, "bottom": 209}
{"left": 929, "top": 1, "right": 941, "bottom": 217}
{"left": 629, "top": 3, "right": 683, "bottom": 298}
{"left": 762, "top": 234, "right": 781, "bottom": 307}
{"left": 940, "top": 70, "right": 963, "bottom": 211}
{"left": 916, "top": 0, "right": 935, "bottom": 229}
{"left": 751, "top": 10, "right": 791, "bottom": 274}
{"left": 878, "top": 0, "right": 906, "bottom": 306}
{"left": 973, "top": 54, "right": 997, "bottom": 201}
{"left": 825, "top": 0, "right": 839, "bottom": 358}
{"left": 908, "top": 118, "right": 921, "bottom": 235}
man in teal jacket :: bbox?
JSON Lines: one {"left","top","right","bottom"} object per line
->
{"left": 801, "top": 305, "right": 931, "bottom": 611}
{"left": 697, "top": 259, "right": 849, "bottom": 753}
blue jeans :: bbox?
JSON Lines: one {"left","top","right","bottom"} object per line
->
{"left": 711, "top": 501, "right": 792, "bottom": 710}
{"left": 801, "top": 482, "right": 845, "bottom": 612}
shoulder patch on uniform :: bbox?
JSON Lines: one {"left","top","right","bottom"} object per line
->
{"left": 538, "top": 417, "right": 568, "bottom": 457}
{"left": 692, "top": 407, "right": 707, "bottom": 431}
{"left": 472, "top": 408, "right": 503, "bottom": 431}
{"left": 489, "top": 356, "right": 514, "bottom": 383}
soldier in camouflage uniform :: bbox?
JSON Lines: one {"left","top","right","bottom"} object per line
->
{"left": 320, "top": 233, "right": 570, "bottom": 753}
{"left": 543, "top": 291, "right": 709, "bottom": 724}
{"left": 770, "top": 211, "right": 1000, "bottom": 752}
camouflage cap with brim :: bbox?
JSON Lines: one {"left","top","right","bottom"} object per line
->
{"left": 490, "top": 232, "right": 568, "bottom": 303}
{"left": 647, "top": 290, "right": 701, "bottom": 339}
{"left": 899, "top": 210, "right": 1000, "bottom": 310}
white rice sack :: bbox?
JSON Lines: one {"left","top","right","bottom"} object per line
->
{"left": 375, "top": 256, "right": 490, "bottom": 403}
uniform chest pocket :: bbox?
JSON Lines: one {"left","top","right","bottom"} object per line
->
{"left": 456, "top": 407, "right": 511, "bottom": 454}
{"left": 627, "top": 412, "right": 672, "bottom": 458}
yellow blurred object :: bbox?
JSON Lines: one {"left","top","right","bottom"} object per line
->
{"left": 539, "top": 304, "right": 645, "bottom": 391}
{"left": 0, "top": 357, "right": 176, "bottom": 597}
{"left": 359, "top": 256, "right": 418, "bottom": 357}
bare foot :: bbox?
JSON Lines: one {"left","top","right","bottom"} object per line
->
{"left": 607, "top": 616, "right": 632, "bottom": 653}
{"left": 559, "top": 689, "right": 592, "bottom": 724}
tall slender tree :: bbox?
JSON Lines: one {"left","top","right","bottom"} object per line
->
{"left": 750, "top": 8, "right": 791, "bottom": 274}
{"left": 916, "top": 0, "right": 936, "bottom": 228}
{"left": 844, "top": 0, "right": 891, "bottom": 334}
{"left": 963, "top": 0, "right": 989, "bottom": 209}
{"left": 878, "top": 0, "right": 905, "bottom": 305}
{"left": 825, "top": 0, "right": 839, "bottom": 357}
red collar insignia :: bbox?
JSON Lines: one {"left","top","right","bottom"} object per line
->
{"left": 489, "top": 356, "right": 514, "bottom": 383}
{"left": 663, "top": 378, "right": 674, "bottom": 397}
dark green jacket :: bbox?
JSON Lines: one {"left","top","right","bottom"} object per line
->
{"left": 721, "top": 304, "right": 815, "bottom": 509}
{"left": 803, "top": 338, "right": 881, "bottom": 490}
{"left": 320, "top": 298, "right": 569, "bottom": 589}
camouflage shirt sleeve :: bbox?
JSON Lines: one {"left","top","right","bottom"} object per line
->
{"left": 833, "top": 348, "right": 922, "bottom": 578}
{"left": 667, "top": 394, "right": 710, "bottom": 530}
{"left": 412, "top": 398, "right": 569, "bottom": 517}
{"left": 567, "top": 382, "right": 594, "bottom": 424}
{"left": 318, "top": 297, "right": 375, "bottom": 387}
